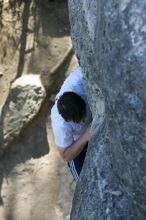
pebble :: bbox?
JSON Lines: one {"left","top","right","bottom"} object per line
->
{"left": 0, "top": 72, "right": 3, "bottom": 77}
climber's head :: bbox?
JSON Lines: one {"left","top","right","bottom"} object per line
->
{"left": 57, "top": 91, "right": 86, "bottom": 123}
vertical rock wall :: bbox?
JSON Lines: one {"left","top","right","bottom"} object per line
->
{"left": 68, "top": 0, "right": 146, "bottom": 219}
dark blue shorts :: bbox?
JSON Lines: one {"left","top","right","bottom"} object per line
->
{"left": 67, "top": 143, "right": 88, "bottom": 181}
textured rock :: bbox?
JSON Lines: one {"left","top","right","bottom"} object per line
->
{"left": 0, "top": 74, "right": 46, "bottom": 150}
{"left": 68, "top": 0, "right": 146, "bottom": 219}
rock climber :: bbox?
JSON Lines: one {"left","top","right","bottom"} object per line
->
{"left": 51, "top": 67, "right": 92, "bottom": 181}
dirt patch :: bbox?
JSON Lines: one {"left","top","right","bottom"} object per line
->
{"left": 0, "top": 0, "right": 73, "bottom": 104}
{"left": 0, "top": 118, "right": 76, "bottom": 220}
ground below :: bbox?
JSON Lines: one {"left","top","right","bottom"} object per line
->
{"left": 0, "top": 1, "right": 77, "bottom": 219}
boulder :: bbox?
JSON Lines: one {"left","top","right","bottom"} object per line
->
{"left": 0, "top": 74, "right": 46, "bottom": 151}
{"left": 68, "top": 0, "right": 146, "bottom": 219}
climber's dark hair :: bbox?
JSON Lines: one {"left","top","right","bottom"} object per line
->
{"left": 57, "top": 92, "right": 86, "bottom": 123}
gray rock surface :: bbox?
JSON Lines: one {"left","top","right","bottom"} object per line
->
{"left": 0, "top": 74, "right": 46, "bottom": 150}
{"left": 68, "top": 0, "right": 146, "bottom": 219}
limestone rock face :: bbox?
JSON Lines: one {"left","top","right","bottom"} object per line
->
{"left": 68, "top": 0, "right": 146, "bottom": 219}
{"left": 0, "top": 74, "right": 46, "bottom": 150}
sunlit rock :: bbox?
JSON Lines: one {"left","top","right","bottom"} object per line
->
{"left": 0, "top": 74, "right": 46, "bottom": 150}
{"left": 68, "top": 0, "right": 146, "bottom": 219}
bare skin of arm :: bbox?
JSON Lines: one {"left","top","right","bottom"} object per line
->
{"left": 57, "top": 125, "right": 91, "bottom": 162}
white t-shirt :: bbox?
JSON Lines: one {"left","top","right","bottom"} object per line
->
{"left": 51, "top": 67, "right": 92, "bottom": 149}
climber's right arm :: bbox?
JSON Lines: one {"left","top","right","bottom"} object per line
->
{"left": 57, "top": 125, "right": 91, "bottom": 162}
